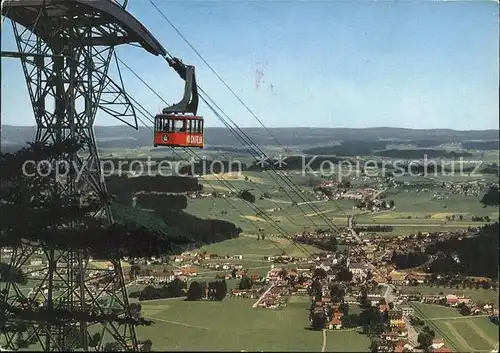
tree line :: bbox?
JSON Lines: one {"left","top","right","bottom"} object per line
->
{"left": 374, "top": 149, "right": 472, "bottom": 159}
{"left": 186, "top": 280, "right": 228, "bottom": 301}
{"left": 129, "top": 278, "right": 187, "bottom": 301}
{"left": 302, "top": 140, "right": 487, "bottom": 157}
{"left": 303, "top": 141, "right": 388, "bottom": 156}
{"left": 295, "top": 234, "right": 338, "bottom": 252}
{"left": 425, "top": 222, "right": 499, "bottom": 278}
{"left": 462, "top": 141, "right": 499, "bottom": 150}
{"left": 391, "top": 251, "right": 429, "bottom": 269}
{"left": 135, "top": 194, "right": 188, "bottom": 211}
{"left": 480, "top": 186, "right": 499, "bottom": 207}
{"left": 354, "top": 225, "right": 394, "bottom": 232}
{"left": 106, "top": 175, "right": 202, "bottom": 194}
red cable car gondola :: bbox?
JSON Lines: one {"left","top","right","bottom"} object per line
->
{"left": 154, "top": 57, "right": 204, "bottom": 148}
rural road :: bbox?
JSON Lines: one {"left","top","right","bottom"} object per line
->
{"left": 146, "top": 315, "right": 210, "bottom": 330}
{"left": 403, "top": 315, "right": 419, "bottom": 346}
{"left": 265, "top": 198, "right": 329, "bottom": 206}
{"left": 138, "top": 296, "right": 186, "bottom": 303}
{"left": 381, "top": 283, "right": 395, "bottom": 304}
{"left": 253, "top": 284, "right": 275, "bottom": 308}
{"left": 356, "top": 223, "right": 476, "bottom": 227}
{"left": 427, "top": 315, "right": 491, "bottom": 321}
{"left": 382, "top": 284, "right": 418, "bottom": 347}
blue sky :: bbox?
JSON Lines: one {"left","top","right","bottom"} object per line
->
{"left": 1, "top": 0, "right": 498, "bottom": 129}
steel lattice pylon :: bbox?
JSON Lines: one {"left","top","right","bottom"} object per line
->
{"left": 1, "top": 0, "right": 167, "bottom": 351}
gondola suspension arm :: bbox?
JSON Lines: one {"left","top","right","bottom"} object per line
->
{"left": 162, "top": 56, "right": 199, "bottom": 115}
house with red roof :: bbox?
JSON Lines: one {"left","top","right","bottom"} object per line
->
{"left": 328, "top": 317, "right": 342, "bottom": 330}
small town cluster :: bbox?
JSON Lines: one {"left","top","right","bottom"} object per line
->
{"left": 110, "top": 223, "right": 499, "bottom": 353}
{"left": 2, "top": 207, "right": 498, "bottom": 352}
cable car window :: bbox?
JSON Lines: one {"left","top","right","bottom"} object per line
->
{"left": 198, "top": 120, "right": 202, "bottom": 133}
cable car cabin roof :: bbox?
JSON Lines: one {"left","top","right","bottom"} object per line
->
{"left": 155, "top": 114, "right": 203, "bottom": 120}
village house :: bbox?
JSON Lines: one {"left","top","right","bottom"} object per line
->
{"left": 371, "top": 275, "right": 387, "bottom": 286}
{"left": 394, "top": 342, "right": 414, "bottom": 353}
{"left": 231, "top": 289, "right": 248, "bottom": 297}
{"left": 445, "top": 294, "right": 459, "bottom": 307}
{"left": 400, "top": 306, "right": 414, "bottom": 317}
{"left": 388, "top": 270, "right": 408, "bottom": 285}
{"left": 250, "top": 273, "right": 261, "bottom": 281}
{"left": 181, "top": 267, "right": 197, "bottom": 277}
{"left": 388, "top": 310, "right": 404, "bottom": 327}
{"left": 368, "top": 291, "right": 385, "bottom": 306}
{"left": 344, "top": 295, "right": 358, "bottom": 304}
{"left": 375, "top": 341, "right": 393, "bottom": 352}
{"left": 296, "top": 286, "right": 309, "bottom": 295}
{"left": 432, "top": 338, "right": 445, "bottom": 350}
{"left": 30, "top": 270, "right": 44, "bottom": 278}
{"left": 429, "top": 338, "right": 453, "bottom": 352}
{"left": 380, "top": 330, "right": 406, "bottom": 342}
{"left": 422, "top": 294, "right": 443, "bottom": 304}
{"left": 328, "top": 317, "right": 342, "bottom": 330}
{"left": 406, "top": 271, "right": 428, "bottom": 284}
{"left": 29, "top": 259, "right": 43, "bottom": 266}
{"left": 235, "top": 270, "right": 245, "bottom": 280}
{"left": 348, "top": 262, "right": 373, "bottom": 280}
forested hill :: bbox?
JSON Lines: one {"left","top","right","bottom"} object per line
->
{"left": 2, "top": 125, "right": 498, "bottom": 150}
{"left": 106, "top": 175, "right": 242, "bottom": 252}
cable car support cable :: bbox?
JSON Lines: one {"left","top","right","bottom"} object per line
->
{"left": 117, "top": 54, "right": 335, "bottom": 236}
{"left": 117, "top": 52, "right": 342, "bottom": 234}
{"left": 146, "top": 0, "right": 353, "bottom": 233}
{"left": 147, "top": 0, "right": 350, "bottom": 229}
{"left": 121, "top": 88, "right": 312, "bottom": 257}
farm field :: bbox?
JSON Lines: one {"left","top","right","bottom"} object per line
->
{"left": 397, "top": 285, "right": 499, "bottom": 305}
{"left": 410, "top": 302, "right": 499, "bottom": 352}
{"left": 187, "top": 176, "right": 496, "bottom": 236}
{"left": 135, "top": 297, "right": 370, "bottom": 351}
{"left": 196, "top": 234, "right": 318, "bottom": 258}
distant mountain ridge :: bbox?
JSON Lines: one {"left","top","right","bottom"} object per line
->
{"left": 1, "top": 125, "right": 498, "bottom": 151}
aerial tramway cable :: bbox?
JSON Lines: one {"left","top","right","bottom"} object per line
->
{"left": 117, "top": 55, "right": 324, "bottom": 233}
{"left": 118, "top": 53, "right": 338, "bottom": 234}
{"left": 147, "top": 0, "right": 350, "bottom": 232}
{"left": 121, "top": 83, "right": 311, "bottom": 257}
